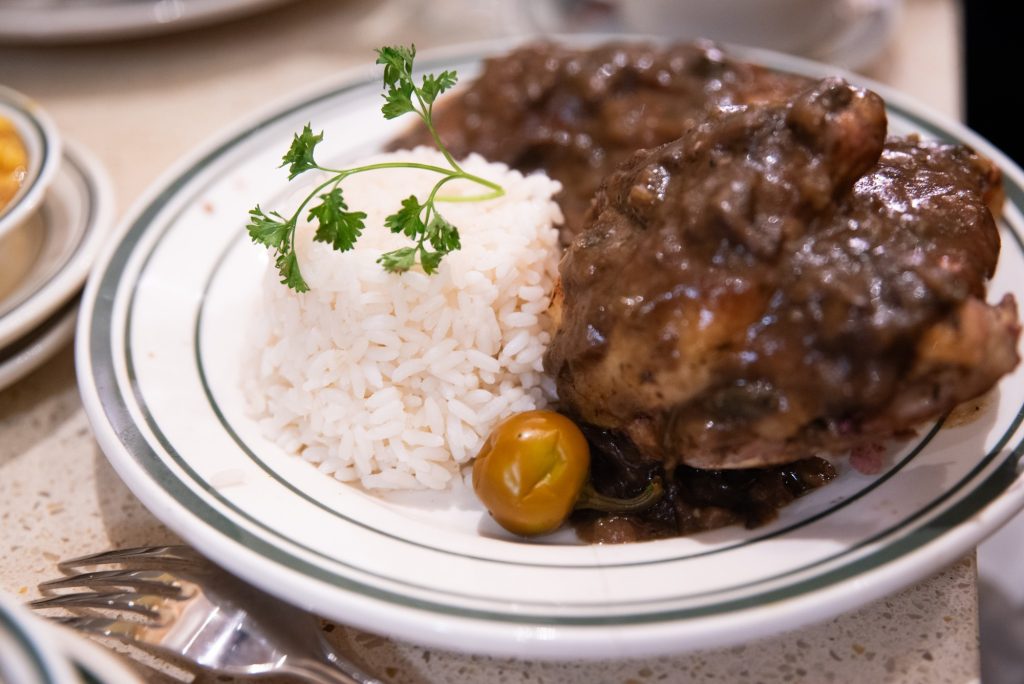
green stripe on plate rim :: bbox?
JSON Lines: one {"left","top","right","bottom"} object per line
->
{"left": 0, "top": 604, "right": 57, "bottom": 684}
{"left": 75, "top": 666, "right": 103, "bottom": 684}
{"left": 89, "top": 55, "right": 1024, "bottom": 624}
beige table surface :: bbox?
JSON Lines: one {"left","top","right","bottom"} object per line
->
{"left": 0, "top": 0, "right": 982, "bottom": 682}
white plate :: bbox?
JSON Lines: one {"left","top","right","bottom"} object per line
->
{"left": 0, "top": 0, "right": 296, "bottom": 43}
{"left": 0, "top": 141, "right": 113, "bottom": 350}
{"left": 0, "top": 84, "right": 63, "bottom": 241}
{"left": 0, "top": 593, "right": 79, "bottom": 684}
{"left": 0, "top": 297, "right": 77, "bottom": 392}
{"left": 76, "top": 43, "right": 1024, "bottom": 660}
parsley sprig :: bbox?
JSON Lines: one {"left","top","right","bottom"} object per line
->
{"left": 247, "top": 45, "right": 504, "bottom": 292}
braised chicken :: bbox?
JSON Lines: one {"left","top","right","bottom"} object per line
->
{"left": 392, "top": 42, "right": 1020, "bottom": 540}
{"left": 545, "top": 78, "right": 1019, "bottom": 471}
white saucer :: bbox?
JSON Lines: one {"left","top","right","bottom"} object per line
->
{"left": 0, "top": 141, "right": 113, "bottom": 350}
{"left": 0, "top": 296, "right": 77, "bottom": 392}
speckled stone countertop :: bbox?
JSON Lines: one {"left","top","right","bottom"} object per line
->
{"left": 0, "top": 0, "right": 980, "bottom": 682}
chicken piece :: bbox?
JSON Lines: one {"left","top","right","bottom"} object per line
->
{"left": 390, "top": 41, "right": 813, "bottom": 242}
{"left": 545, "top": 78, "right": 1020, "bottom": 470}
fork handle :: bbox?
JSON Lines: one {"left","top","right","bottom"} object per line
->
{"left": 284, "top": 656, "right": 386, "bottom": 684}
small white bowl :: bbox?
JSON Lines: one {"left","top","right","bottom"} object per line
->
{"left": 0, "top": 84, "right": 62, "bottom": 241}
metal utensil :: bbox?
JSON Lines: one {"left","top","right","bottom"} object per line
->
{"left": 30, "top": 546, "right": 383, "bottom": 684}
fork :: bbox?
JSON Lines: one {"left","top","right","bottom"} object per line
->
{"left": 29, "top": 546, "right": 384, "bottom": 684}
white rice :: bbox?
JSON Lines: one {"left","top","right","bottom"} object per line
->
{"left": 247, "top": 149, "right": 562, "bottom": 490}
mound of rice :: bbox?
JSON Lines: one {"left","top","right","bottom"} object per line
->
{"left": 247, "top": 149, "right": 563, "bottom": 490}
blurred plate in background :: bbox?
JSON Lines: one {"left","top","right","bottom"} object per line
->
{"left": 0, "top": 0, "right": 297, "bottom": 44}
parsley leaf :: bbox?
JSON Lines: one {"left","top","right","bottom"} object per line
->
{"left": 280, "top": 124, "right": 323, "bottom": 180}
{"left": 249, "top": 205, "right": 307, "bottom": 291}
{"left": 274, "top": 250, "right": 308, "bottom": 292}
{"left": 375, "top": 45, "right": 416, "bottom": 87}
{"left": 378, "top": 246, "right": 417, "bottom": 273}
{"left": 419, "top": 247, "right": 444, "bottom": 274}
{"left": 420, "top": 70, "right": 458, "bottom": 105}
{"left": 246, "top": 206, "right": 291, "bottom": 250}
{"left": 381, "top": 81, "right": 416, "bottom": 120}
{"left": 426, "top": 212, "right": 460, "bottom": 252}
{"left": 381, "top": 202, "right": 460, "bottom": 274}
{"left": 308, "top": 188, "right": 366, "bottom": 252}
{"left": 384, "top": 196, "right": 425, "bottom": 239}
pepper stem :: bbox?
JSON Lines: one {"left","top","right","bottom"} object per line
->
{"left": 574, "top": 478, "right": 664, "bottom": 513}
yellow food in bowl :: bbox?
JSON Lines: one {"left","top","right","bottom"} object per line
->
{"left": 0, "top": 116, "right": 28, "bottom": 214}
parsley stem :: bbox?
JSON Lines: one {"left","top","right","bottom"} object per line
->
{"left": 250, "top": 46, "right": 507, "bottom": 289}
{"left": 317, "top": 161, "right": 450, "bottom": 176}
{"left": 436, "top": 187, "right": 505, "bottom": 203}
{"left": 423, "top": 174, "right": 458, "bottom": 211}
{"left": 313, "top": 162, "right": 504, "bottom": 202}
{"left": 414, "top": 90, "right": 462, "bottom": 174}
{"left": 287, "top": 174, "right": 348, "bottom": 227}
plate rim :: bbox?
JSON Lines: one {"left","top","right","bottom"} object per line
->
{"left": 76, "top": 38, "right": 1024, "bottom": 659}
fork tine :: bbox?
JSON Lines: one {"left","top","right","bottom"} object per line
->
{"left": 29, "top": 591, "right": 166, "bottom": 618}
{"left": 39, "top": 547, "right": 384, "bottom": 683}
{"left": 50, "top": 614, "right": 145, "bottom": 642}
{"left": 58, "top": 546, "right": 202, "bottom": 572}
{"left": 39, "top": 569, "right": 188, "bottom": 598}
